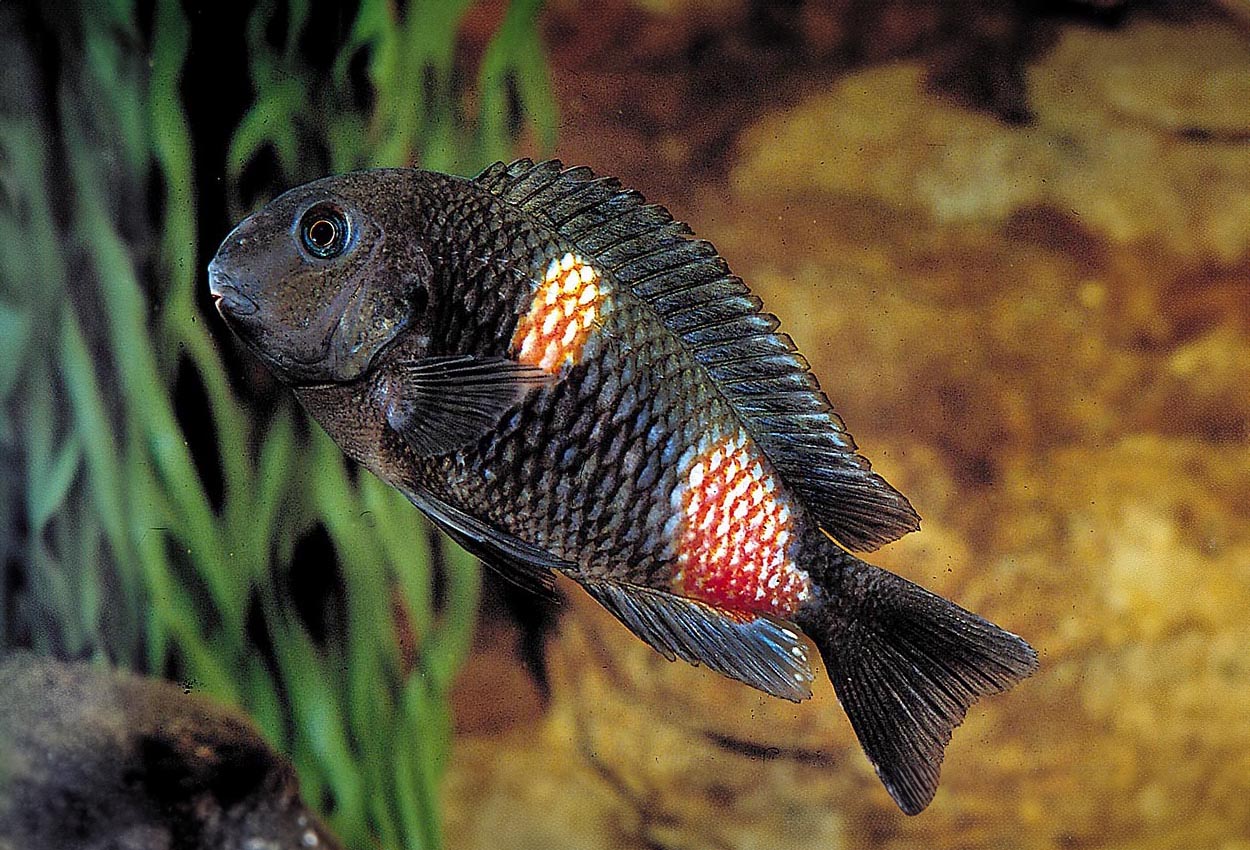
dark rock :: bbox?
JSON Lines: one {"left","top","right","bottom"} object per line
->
{"left": 0, "top": 654, "right": 341, "bottom": 850}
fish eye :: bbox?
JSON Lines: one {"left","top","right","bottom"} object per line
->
{"left": 299, "top": 204, "right": 350, "bottom": 259}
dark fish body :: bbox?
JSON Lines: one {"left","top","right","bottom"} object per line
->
{"left": 209, "top": 160, "right": 1037, "bottom": 814}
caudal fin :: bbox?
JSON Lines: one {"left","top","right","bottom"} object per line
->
{"left": 798, "top": 542, "right": 1037, "bottom": 814}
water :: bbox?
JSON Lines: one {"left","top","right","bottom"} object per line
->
{"left": 444, "top": 5, "right": 1250, "bottom": 849}
{"left": 4, "top": 2, "right": 1247, "bottom": 848}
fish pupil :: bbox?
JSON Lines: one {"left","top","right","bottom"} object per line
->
{"left": 309, "top": 220, "right": 336, "bottom": 246}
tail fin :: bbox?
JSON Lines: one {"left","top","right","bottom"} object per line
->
{"left": 797, "top": 539, "right": 1037, "bottom": 815}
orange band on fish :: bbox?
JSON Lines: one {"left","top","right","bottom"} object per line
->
{"left": 513, "top": 252, "right": 610, "bottom": 374}
{"left": 671, "top": 429, "right": 811, "bottom": 617}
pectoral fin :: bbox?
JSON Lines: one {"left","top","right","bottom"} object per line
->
{"left": 380, "top": 354, "right": 550, "bottom": 457}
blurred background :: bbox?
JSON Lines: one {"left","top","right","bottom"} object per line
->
{"left": 2, "top": 1, "right": 1249, "bottom": 848}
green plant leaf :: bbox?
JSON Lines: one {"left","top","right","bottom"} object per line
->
{"left": 30, "top": 433, "right": 83, "bottom": 533}
{"left": 0, "top": 300, "right": 30, "bottom": 400}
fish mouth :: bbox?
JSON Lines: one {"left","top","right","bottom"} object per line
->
{"left": 207, "top": 271, "right": 259, "bottom": 318}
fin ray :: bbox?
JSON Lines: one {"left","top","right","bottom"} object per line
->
{"left": 800, "top": 545, "right": 1038, "bottom": 814}
{"left": 401, "top": 485, "right": 562, "bottom": 598}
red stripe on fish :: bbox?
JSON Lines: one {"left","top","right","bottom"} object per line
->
{"left": 671, "top": 429, "right": 811, "bottom": 617}
{"left": 513, "top": 252, "right": 610, "bottom": 374}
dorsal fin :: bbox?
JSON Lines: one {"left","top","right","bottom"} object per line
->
{"left": 475, "top": 159, "right": 920, "bottom": 551}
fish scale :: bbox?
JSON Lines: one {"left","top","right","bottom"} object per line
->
{"left": 402, "top": 191, "right": 675, "bottom": 575}
{"left": 423, "top": 269, "right": 729, "bottom": 585}
{"left": 210, "top": 160, "right": 1038, "bottom": 815}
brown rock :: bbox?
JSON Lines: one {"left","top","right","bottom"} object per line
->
{"left": 0, "top": 655, "right": 341, "bottom": 850}
{"left": 732, "top": 21, "right": 1250, "bottom": 263}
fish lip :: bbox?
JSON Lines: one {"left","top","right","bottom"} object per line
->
{"left": 208, "top": 273, "right": 260, "bottom": 318}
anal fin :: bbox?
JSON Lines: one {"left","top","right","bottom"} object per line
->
{"left": 579, "top": 578, "right": 814, "bottom": 702}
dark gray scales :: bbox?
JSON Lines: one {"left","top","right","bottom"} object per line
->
{"left": 414, "top": 290, "right": 719, "bottom": 587}
{"left": 473, "top": 159, "right": 921, "bottom": 552}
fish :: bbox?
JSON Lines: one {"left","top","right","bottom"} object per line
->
{"left": 208, "top": 159, "right": 1038, "bottom": 815}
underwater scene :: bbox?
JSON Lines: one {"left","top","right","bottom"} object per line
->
{"left": 2, "top": 1, "right": 1248, "bottom": 848}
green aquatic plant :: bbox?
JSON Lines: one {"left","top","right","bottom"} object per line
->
{"left": 0, "top": 1, "right": 555, "bottom": 847}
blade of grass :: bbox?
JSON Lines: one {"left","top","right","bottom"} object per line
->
{"left": 267, "top": 601, "right": 368, "bottom": 846}
{"left": 423, "top": 538, "right": 482, "bottom": 694}
{"left": 30, "top": 433, "right": 83, "bottom": 535}
{"left": 0, "top": 301, "right": 30, "bottom": 403}
{"left": 59, "top": 309, "right": 144, "bottom": 636}
{"left": 477, "top": 0, "right": 558, "bottom": 163}
{"left": 61, "top": 128, "right": 242, "bottom": 636}
{"left": 362, "top": 474, "right": 434, "bottom": 646}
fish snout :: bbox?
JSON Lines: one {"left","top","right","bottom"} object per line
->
{"left": 207, "top": 259, "right": 260, "bottom": 318}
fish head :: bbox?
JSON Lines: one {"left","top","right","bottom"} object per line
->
{"left": 208, "top": 170, "right": 431, "bottom": 385}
